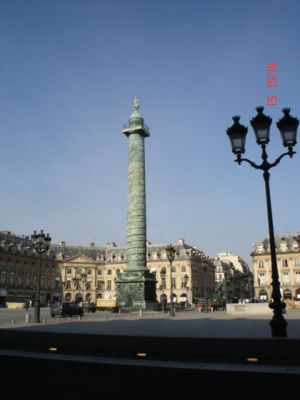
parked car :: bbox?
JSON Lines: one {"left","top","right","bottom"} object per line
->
{"left": 50, "top": 302, "right": 84, "bottom": 317}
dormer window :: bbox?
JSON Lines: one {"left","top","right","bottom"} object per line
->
{"left": 280, "top": 240, "right": 287, "bottom": 252}
{"left": 257, "top": 244, "right": 264, "bottom": 253}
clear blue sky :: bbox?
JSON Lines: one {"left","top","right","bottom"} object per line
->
{"left": 1, "top": 0, "right": 300, "bottom": 265}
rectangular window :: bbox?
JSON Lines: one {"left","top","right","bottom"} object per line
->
{"left": 107, "top": 270, "right": 112, "bottom": 275}
{"left": 9, "top": 273, "right": 15, "bottom": 285}
{"left": 97, "top": 270, "right": 102, "bottom": 275}
{"left": 283, "top": 272, "right": 289, "bottom": 283}
{"left": 1, "top": 272, "right": 6, "bottom": 284}
{"left": 295, "top": 272, "right": 300, "bottom": 283}
{"left": 97, "top": 280, "right": 104, "bottom": 290}
{"left": 258, "top": 261, "right": 264, "bottom": 268}
{"left": 66, "top": 280, "right": 71, "bottom": 289}
{"left": 107, "top": 280, "right": 112, "bottom": 290}
{"left": 294, "top": 259, "right": 300, "bottom": 267}
{"left": 181, "top": 266, "right": 186, "bottom": 272}
{"left": 259, "top": 272, "right": 265, "bottom": 285}
{"left": 282, "top": 259, "right": 288, "bottom": 267}
{"left": 171, "top": 277, "right": 176, "bottom": 289}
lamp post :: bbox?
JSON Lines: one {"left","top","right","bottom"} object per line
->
{"left": 160, "top": 268, "right": 166, "bottom": 313}
{"left": 227, "top": 106, "right": 298, "bottom": 337}
{"left": 31, "top": 230, "right": 52, "bottom": 323}
{"left": 166, "top": 244, "right": 176, "bottom": 317}
{"left": 81, "top": 273, "right": 87, "bottom": 310}
{"left": 184, "top": 274, "right": 189, "bottom": 309}
{"left": 203, "top": 266, "right": 208, "bottom": 312}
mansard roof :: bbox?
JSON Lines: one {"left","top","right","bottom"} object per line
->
{"left": 252, "top": 232, "right": 300, "bottom": 254}
{"left": 0, "top": 231, "right": 212, "bottom": 263}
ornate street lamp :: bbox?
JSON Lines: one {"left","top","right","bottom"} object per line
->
{"left": 227, "top": 106, "right": 298, "bottom": 337}
{"left": 160, "top": 268, "right": 166, "bottom": 313}
{"left": 166, "top": 244, "right": 176, "bottom": 317}
{"left": 184, "top": 274, "right": 189, "bottom": 309}
{"left": 80, "top": 273, "right": 87, "bottom": 309}
{"left": 31, "top": 230, "right": 52, "bottom": 323}
{"left": 203, "top": 266, "right": 208, "bottom": 312}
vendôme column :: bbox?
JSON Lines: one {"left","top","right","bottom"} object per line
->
{"left": 116, "top": 98, "right": 156, "bottom": 309}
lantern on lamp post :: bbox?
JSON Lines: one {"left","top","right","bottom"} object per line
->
{"left": 166, "top": 244, "right": 176, "bottom": 317}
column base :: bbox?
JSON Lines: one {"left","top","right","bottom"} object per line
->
{"left": 116, "top": 269, "right": 157, "bottom": 310}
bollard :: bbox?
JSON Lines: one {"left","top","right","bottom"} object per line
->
{"left": 11, "top": 319, "right": 15, "bottom": 325}
{"left": 139, "top": 309, "right": 142, "bottom": 317}
{"left": 25, "top": 312, "right": 30, "bottom": 323}
{"left": 43, "top": 318, "right": 46, "bottom": 324}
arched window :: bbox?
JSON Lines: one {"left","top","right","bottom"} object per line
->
{"left": 259, "top": 290, "right": 268, "bottom": 301}
{"left": 179, "top": 293, "right": 187, "bottom": 302}
{"left": 86, "top": 293, "right": 92, "bottom": 302}
{"left": 283, "top": 289, "right": 292, "bottom": 299}
{"left": 75, "top": 293, "right": 82, "bottom": 304}
{"left": 64, "top": 293, "right": 71, "bottom": 302}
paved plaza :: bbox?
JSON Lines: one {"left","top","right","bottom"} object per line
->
{"left": 2, "top": 308, "right": 300, "bottom": 339}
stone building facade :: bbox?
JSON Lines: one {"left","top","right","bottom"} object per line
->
{"left": 213, "top": 254, "right": 254, "bottom": 302}
{"left": 251, "top": 233, "right": 300, "bottom": 301}
{"left": 0, "top": 231, "right": 216, "bottom": 309}
{"left": 0, "top": 231, "right": 58, "bottom": 307}
{"left": 54, "top": 239, "right": 215, "bottom": 308}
